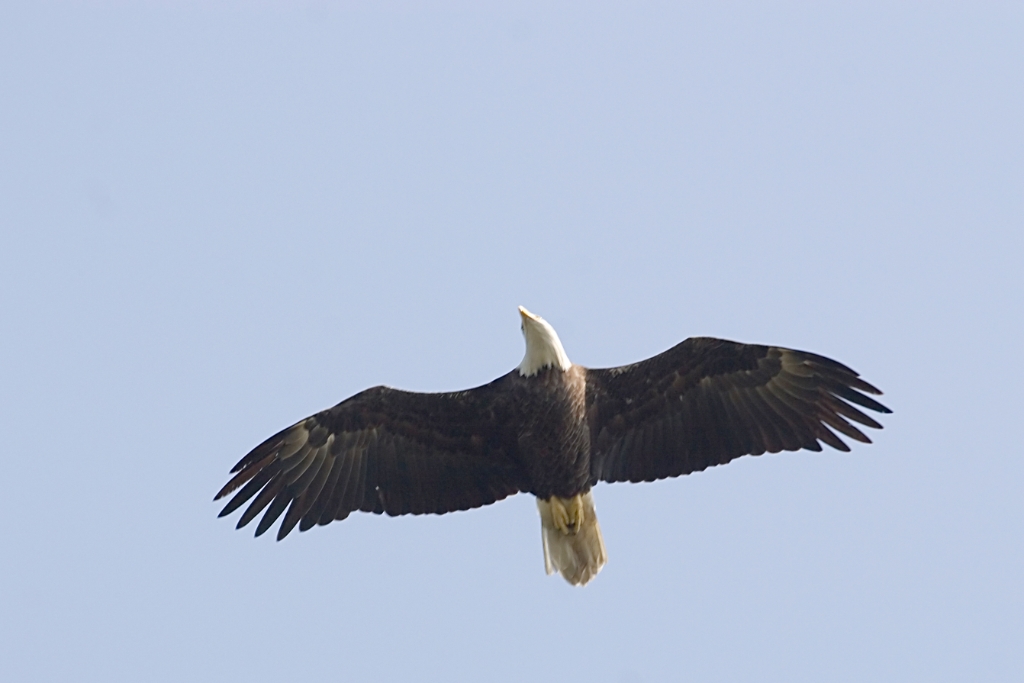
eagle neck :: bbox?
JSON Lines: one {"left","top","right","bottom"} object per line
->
{"left": 518, "top": 321, "right": 572, "bottom": 377}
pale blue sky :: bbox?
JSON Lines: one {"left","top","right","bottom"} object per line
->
{"left": 1, "top": 3, "right": 1021, "bottom": 682}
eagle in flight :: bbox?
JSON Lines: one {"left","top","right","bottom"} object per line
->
{"left": 216, "top": 307, "right": 890, "bottom": 586}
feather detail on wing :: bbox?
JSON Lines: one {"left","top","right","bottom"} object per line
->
{"left": 214, "top": 377, "right": 527, "bottom": 540}
{"left": 585, "top": 337, "right": 891, "bottom": 484}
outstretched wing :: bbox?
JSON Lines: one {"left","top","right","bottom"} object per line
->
{"left": 215, "top": 374, "right": 526, "bottom": 540}
{"left": 585, "top": 337, "right": 891, "bottom": 484}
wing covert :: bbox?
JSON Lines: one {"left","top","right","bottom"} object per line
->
{"left": 586, "top": 337, "right": 891, "bottom": 484}
{"left": 215, "top": 375, "right": 526, "bottom": 540}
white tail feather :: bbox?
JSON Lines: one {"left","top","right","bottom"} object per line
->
{"left": 536, "top": 492, "right": 607, "bottom": 586}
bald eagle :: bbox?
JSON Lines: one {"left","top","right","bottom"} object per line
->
{"left": 215, "top": 307, "right": 890, "bottom": 586}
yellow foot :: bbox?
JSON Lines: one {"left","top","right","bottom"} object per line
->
{"left": 568, "top": 494, "right": 585, "bottom": 533}
{"left": 548, "top": 494, "right": 585, "bottom": 535}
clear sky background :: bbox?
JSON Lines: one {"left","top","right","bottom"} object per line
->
{"left": 2, "top": 3, "right": 1021, "bottom": 682}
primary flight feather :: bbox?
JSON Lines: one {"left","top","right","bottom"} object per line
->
{"left": 216, "top": 307, "right": 890, "bottom": 586}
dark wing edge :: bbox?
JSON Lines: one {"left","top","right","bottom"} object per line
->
{"left": 585, "top": 337, "right": 891, "bottom": 485}
{"left": 214, "top": 376, "right": 526, "bottom": 541}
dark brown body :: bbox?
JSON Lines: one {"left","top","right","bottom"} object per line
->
{"left": 507, "top": 365, "right": 591, "bottom": 500}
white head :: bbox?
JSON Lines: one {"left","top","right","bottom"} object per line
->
{"left": 517, "top": 306, "right": 572, "bottom": 377}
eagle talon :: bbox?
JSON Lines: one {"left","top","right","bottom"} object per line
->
{"left": 550, "top": 496, "right": 570, "bottom": 534}
{"left": 548, "top": 494, "right": 586, "bottom": 535}
{"left": 569, "top": 494, "right": 585, "bottom": 533}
